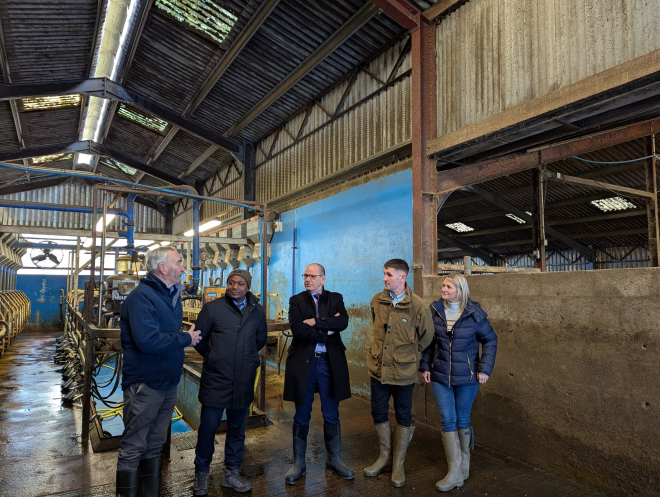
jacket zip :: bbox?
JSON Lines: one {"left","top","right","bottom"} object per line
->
{"left": 467, "top": 353, "right": 473, "bottom": 380}
{"left": 432, "top": 305, "right": 452, "bottom": 386}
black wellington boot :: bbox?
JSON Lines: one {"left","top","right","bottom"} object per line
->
{"left": 285, "top": 423, "right": 309, "bottom": 485}
{"left": 138, "top": 456, "right": 162, "bottom": 497}
{"left": 324, "top": 422, "right": 355, "bottom": 480}
{"left": 116, "top": 469, "right": 139, "bottom": 497}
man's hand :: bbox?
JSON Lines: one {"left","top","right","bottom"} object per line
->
{"left": 187, "top": 323, "right": 202, "bottom": 346}
{"left": 303, "top": 318, "right": 315, "bottom": 326}
{"left": 327, "top": 313, "right": 341, "bottom": 336}
{"left": 422, "top": 371, "right": 431, "bottom": 383}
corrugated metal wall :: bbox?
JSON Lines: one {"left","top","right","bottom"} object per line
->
{"left": 436, "top": 0, "right": 660, "bottom": 137}
{"left": 438, "top": 246, "right": 649, "bottom": 272}
{"left": 255, "top": 38, "right": 412, "bottom": 203}
{"left": 2, "top": 183, "right": 164, "bottom": 233}
{"left": 172, "top": 162, "right": 244, "bottom": 234}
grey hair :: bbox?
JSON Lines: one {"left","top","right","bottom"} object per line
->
{"left": 442, "top": 273, "right": 470, "bottom": 312}
{"left": 145, "top": 246, "right": 178, "bottom": 273}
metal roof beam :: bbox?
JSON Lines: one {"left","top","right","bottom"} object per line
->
{"left": 0, "top": 176, "right": 69, "bottom": 196}
{"left": 423, "top": 0, "right": 468, "bottom": 21}
{"left": 436, "top": 116, "right": 660, "bottom": 194}
{"left": 437, "top": 232, "right": 494, "bottom": 264}
{"left": 0, "top": 79, "right": 241, "bottom": 154}
{"left": 468, "top": 184, "right": 594, "bottom": 261}
{"left": 225, "top": 2, "right": 380, "bottom": 137}
{"left": 184, "top": 0, "right": 281, "bottom": 116}
{"left": 0, "top": 140, "right": 182, "bottom": 185}
{"left": 547, "top": 171, "right": 654, "bottom": 199}
{"left": 180, "top": 145, "right": 218, "bottom": 179}
{"left": 370, "top": 0, "right": 419, "bottom": 31}
{"left": 0, "top": 15, "right": 27, "bottom": 163}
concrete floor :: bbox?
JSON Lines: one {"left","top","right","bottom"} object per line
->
{"left": 0, "top": 330, "right": 607, "bottom": 497}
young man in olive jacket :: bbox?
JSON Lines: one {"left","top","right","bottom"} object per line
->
{"left": 283, "top": 263, "right": 354, "bottom": 485}
{"left": 191, "top": 269, "right": 267, "bottom": 495}
{"left": 364, "top": 259, "right": 433, "bottom": 488}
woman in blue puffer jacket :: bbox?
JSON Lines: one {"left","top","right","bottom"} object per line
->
{"left": 419, "top": 272, "right": 497, "bottom": 492}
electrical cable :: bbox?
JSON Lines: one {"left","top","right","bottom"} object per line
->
{"left": 571, "top": 154, "right": 660, "bottom": 165}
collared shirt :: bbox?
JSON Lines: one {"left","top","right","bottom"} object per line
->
{"left": 170, "top": 282, "right": 184, "bottom": 308}
{"left": 233, "top": 296, "right": 247, "bottom": 313}
{"left": 311, "top": 290, "right": 326, "bottom": 353}
{"left": 390, "top": 289, "right": 406, "bottom": 307}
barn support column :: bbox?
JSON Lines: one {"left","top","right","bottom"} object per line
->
{"left": 531, "top": 167, "right": 547, "bottom": 271}
{"left": 645, "top": 135, "right": 660, "bottom": 267}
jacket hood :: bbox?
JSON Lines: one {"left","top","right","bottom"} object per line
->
{"left": 430, "top": 298, "right": 488, "bottom": 322}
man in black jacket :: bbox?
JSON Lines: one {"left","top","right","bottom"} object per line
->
{"left": 283, "top": 263, "right": 354, "bottom": 485}
{"left": 192, "top": 269, "right": 267, "bottom": 495}
{"left": 117, "top": 247, "right": 201, "bottom": 497}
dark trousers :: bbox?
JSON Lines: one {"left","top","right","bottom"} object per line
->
{"left": 370, "top": 377, "right": 415, "bottom": 427}
{"left": 194, "top": 405, "right": 250, "bottom": 472}
{"left": 117, "top": 382, "right": 177, "bottom": 471}
{"left": 293, "top": 354, "right": 339, "bottom": 426}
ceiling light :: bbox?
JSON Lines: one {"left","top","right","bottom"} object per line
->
{"left": 183, "top": 229, "right": 194, "bottom": 237}
{"left": 160, "top": 241, "right": 171, "bottom": 247}
{"left": 95, "top": 214, "right": 116, "bottom": 232}
{"left": 199, "top": 220, "right": 222, "bottom": 232}
{"left": 590, "top": 197, "right": 637, "bottom": 212}
{"left": 76, "top": 153, "right": 94, "bottom": 166}
{"left": 445, "top": 222, "right": 474, "bottom": 233}
{"left": 506, "top": 213, "right": 526, "bottom": 224}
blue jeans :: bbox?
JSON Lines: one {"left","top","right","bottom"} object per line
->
{"left": 370, "top": 377, "right": 415, "bottom": 427}
{"left": 194, "top": 405, "right": 250, "bottom": 472}
{"left": 431, "top": 381, "right": 479, "bottom": 432}
{"left": 293, "top": 355, "right": 339, "bottom": 426}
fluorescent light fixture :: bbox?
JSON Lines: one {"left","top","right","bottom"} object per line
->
{"left": 591, "top": 197, "right": 637, "bottom": 212}
{"left": 160, "top": 241, "right": 171, "bottom": 247}
{"left": 506, "top": 213, "right": 526, "bottom": 224}
{"left": 183, "top": 220, "right": 222, "bottom": 238}
{"left": 95, "top": 214, "right": 116, "bottom": 232}
{"left": 76, "top": 153, "right": 94, "bottom": 166}
{"left": 445, "top": 222, "right": 474, "bottom": 233}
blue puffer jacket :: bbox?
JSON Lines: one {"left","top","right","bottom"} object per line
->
{"left": 120, "top": 273, "right": 191, "bottom": 389}
{"left": 419, "top": 298, "right": 497, "bottom": 386}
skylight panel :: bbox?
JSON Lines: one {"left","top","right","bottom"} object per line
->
{"left": 102, "top": 158, "right": 137, "bottom": 176}
{"left": 31, "top": 153, "right": 72, "bottom": 165}
{"left": 590, "top": 197, "right": 636, "bottom": 212}
{"left": 446, "top": 222, "right": 474, "bottom": 233}
{"left": 117, "top": 103, "right": 168, "bottom": 132}
{"left": 506, "top": 211, "right": 532, "bottom": 224}
{"left": 23, "top": 95, "right": 81, "bottom": 111}
{"left": 155, "top": 0, "right": 238, "bottom": 45}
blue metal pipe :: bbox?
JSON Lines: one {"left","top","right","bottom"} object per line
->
{"left": 191, "top": 199, "right": 200, "bottom": 294}
{"left": 126, "top": 193, "right": 136, "bottom": 254}
{"left": 0, "top": 201, "right": 129, "bottom": 217}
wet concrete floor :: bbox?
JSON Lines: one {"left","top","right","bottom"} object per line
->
{"left": 0, "top": 330, "right": 607, "bottom": 497}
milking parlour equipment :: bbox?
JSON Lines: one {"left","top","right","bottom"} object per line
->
{"left": 26, "top": 174, "right": 273, "bottom": 450}
{"left": 0, "top": 237, "right": 31, "bottom": 359}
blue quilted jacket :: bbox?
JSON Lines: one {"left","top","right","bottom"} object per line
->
{"left": 419, "top": 298, "right": 497, "bottom": 386}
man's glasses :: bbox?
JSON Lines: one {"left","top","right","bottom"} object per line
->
{"left": 302, "top": 274, "right": 322, "bottom": 280}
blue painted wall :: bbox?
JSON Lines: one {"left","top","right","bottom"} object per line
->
{"left": 18, "top": 275, "right": 89, "bottom": 329}
{"left": 265, "top": 169, "right": 413, "bottom": 396}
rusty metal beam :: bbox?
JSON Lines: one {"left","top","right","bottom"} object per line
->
{"left": 423, "top": 0, "right": 468, "bottom": 21}
{"left": 646, "top": 135, "right": 660, "bottom": 266}
{"left": 371, "top": 0, "right": 419, "bottom": 31}
{"left": 436, "top": 117, "right": 660, "bottom": 194}
{"left": 410, "top": 9, "right": 437, "bottom": 295}
{"left": 225, "top": 2, "right": 379, "bottom": 137}
{"left": 547, "top": 171, "right": 654, "bottom": 199}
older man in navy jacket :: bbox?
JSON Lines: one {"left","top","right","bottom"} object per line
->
{"left": 117, "top": 247, "right": 201, "bottom": 497}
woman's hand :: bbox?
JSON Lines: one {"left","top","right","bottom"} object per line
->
{"left": 477, "top": 372, "right": 489, "bottom": 384}
{"left": 422, "top": 371, "right": 431, "bottom": 383}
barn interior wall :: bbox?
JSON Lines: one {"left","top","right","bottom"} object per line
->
{"left": 423, "top": 269, "right": 660, "bottom": 495}
{"left": 18, "top": 275, "right": 89, "bottom": 330}
{"left": 265, "top": 168, "right": 414, "bottom": 403}
{"left": 436, "top": 0, "right": 660, "bottom": 138}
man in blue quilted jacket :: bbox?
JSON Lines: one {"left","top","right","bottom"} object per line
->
{"left": 116, "top": 246, "right": 201, "bottom": 497}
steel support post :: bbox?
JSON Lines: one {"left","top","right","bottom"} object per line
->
{"left": 81, "top": 329, "right": 94, "bottom": 441}
{"left": 74, "top": 237, "right": 80, "bottom": 298}
{"left": 98, "top": 191, "right": 108, "bottom": 327}
{"left": 411, "top": 14, "right": 437, "bottom": 296}
{"left": 531, "top": 168, "right": 547, "bottom": 271}
{"left": 645, "top": 135, "right": 660, "bottom": 267}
